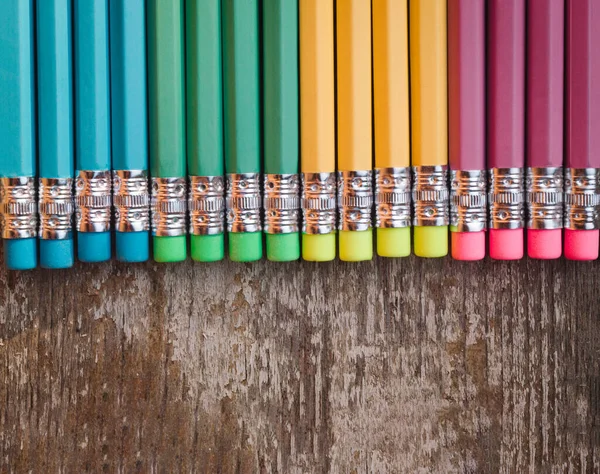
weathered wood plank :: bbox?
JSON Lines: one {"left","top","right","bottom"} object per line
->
{"left": 0, "top": 252, "right": 599, "bottom": 472}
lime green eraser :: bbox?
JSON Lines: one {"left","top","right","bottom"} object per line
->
{"left": 377, "top": 227, "right": 411, "bottom": 257}
{"left": 153, "top": 235, "right": 187, "bottom": 263}
{"left": 266, "top": 232, "right": 300, "bottom": 262}
{"left": 413, "top": 225, "right": 448, "bottom": 258}
{"left": 191, "top": 234, "right": 225, "bottom": 262}
{"left": 339, "top": 229, "right": 373, "bottom": 262}
{"left": 229, "top": 232, "right": 263, "bottom": 262}
{"left": 302, "top": 233, "right": 336, "bottom": 261}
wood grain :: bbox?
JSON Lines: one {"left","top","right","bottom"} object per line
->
{"left": 0, "top": 251, "right": 599, "bottom": 472}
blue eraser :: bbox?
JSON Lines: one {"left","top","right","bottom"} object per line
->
{"left": 77, "top": 232, "right": 111, "bottom": 262}
{"left": 40, "top": 238, "right": 75, "bottom": 269}
{"left": 116, "top": 231, "right": 149, "bottom": 262}
{"left": 4, "top": 238, "right": 37, "bottom": 270}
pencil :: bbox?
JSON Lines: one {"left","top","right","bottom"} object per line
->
{"left": 37, "top": 0, "right": 75, "bottom": 269}
{"left": 336, "top": 0, "right": 373, "bottom": 262}
{"left": 409, "top": 0, "right": 449, "bottom": 258}
{"left": 0, "top": 0, "right": 37, "bottom": 270}
{"left": 74, "top": 0, "right": 112, "bottom": 263}
{"left": 110, "top": 0, "right": 150, "bottom": 263}
{"left": 186, "top": 0, "right": 226, "bottom": 262}
{"left": 372, "top": 0, "right": 411, "bottom": 258}
{"left": 299, "top": 0, "right": 336, "bottom": 262}
{"left": 222, "top": 0, "right": 263, "bottom": 262}
{"left": 526, "top": 0, "right": 565, "bottom": 259}
{"left": 147, "top": 0, "right": 188, "bottom": 263}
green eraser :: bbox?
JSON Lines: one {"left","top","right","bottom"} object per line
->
{"left": 377, "top": 227, "right": 411, "bottom": 257}
{"left": 229, "top": 232, "right": 263, "bottom": 262}
{"left": 339, "top": 229, "right": 373, "bottom": 262}
{"left": 191, "top": 234, "right": 225, "bottom": 262}
{"left": 302, "top": 233, "right": 336, "bottom": 261}
{"left": 266, "top": 232, "right": 300, "bottom": 262}
{"left": 413, "top": 225, "right": 448, "bottom": 258}
{"left": 153, "top": 235, "right": 187, "bottom": 263}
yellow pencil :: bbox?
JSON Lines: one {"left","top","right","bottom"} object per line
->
{"left": 300, "top": 0, "right": 336, "bottom": 261}
{"left": 373, "top": 0, "right": 411, "bottom": 257}
{"left": 410, "top": 0, "right": 449, "bottom": 258}
{"left": 336, "top": 0, "right": 373, "bottom": 262}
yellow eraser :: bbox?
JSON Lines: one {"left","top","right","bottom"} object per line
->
{"left": 414, "top": 225, "right": 448, "bottom": 258}
{"left": 377, "top": 227, "right": 411, "bottom": 257}
{"left": 339, "top": 229, "right": 373, "bottom": 262}
{"left": 302, "top": 233, "right": 336, "bottom": 261}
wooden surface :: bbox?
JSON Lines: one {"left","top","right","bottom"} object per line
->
{"left": 1, "top": 252, "right": 599, "bottom": 472}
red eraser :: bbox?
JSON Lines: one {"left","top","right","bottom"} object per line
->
{"left": 564, "top": 229, "right": 599, "bottom": 261}
{"left": 527, "top": 229, "right": 562, "bottom": 259}
{"left": 489, "top": 228, "right": 524, "bottom": 260}
{"left": 451, "top": 231, "right": 485, "bottom": 261}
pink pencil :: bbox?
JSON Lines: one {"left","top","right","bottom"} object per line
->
{"left": 564, "top": 0, "right": 600, "bottom": 261}
{"left": 448, "top": 0, "right": 486, "bottom": 260}
{"left": 487, "top": 0, "right": 526, "bottom": 260}
{"left": 526, "top": 0, "right": 565, "bottom": 259}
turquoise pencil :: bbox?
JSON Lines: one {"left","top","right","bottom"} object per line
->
{"left": 0, "top": 0, "right": 37, "bottom": 270}
{"left": 110, "top": 0, "right": 150, "bottom": 262}
{"left": 37, "top": 0, "right": 75, "bottom": 269}
{"left": 74, "top": 0, "right": 112, "bottom": 262}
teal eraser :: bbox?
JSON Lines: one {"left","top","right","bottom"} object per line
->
{"left": 40, "top": 238, "right": 75, "bottom": 269}
{"left": 116, "top": 231, "right": 149, "bottom": 262}
{"left": 4, "top": 238, "right": 37, "bottom": 270}
{"left": 77, "top": 232, "right": 111, "bottom": 262}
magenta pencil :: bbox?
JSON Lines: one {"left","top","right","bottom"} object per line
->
{"left": 526, "top": 0, "right": 565, "bottom": 259}
{"left": 487, "top": 0, "right": 526, "bottom": 260}
{"left": 448, "top": 0, "right": 486, "bottom": 261}
{"left": 564, "top": 0, "right": 600, "bottom": 261}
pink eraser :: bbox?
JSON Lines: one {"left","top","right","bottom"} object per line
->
{"left": 489, "top": 228, "right": 524, "bottom": 260}
{"left": 527, "top": 229, "right": 562, "bottom": 259}
{"left": 564, "top": 229, "right": 599, "bottom": 261}
{"left": 451, "top": 231, "right": 485, "bottom": 260}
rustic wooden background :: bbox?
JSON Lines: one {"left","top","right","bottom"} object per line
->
{"left": 1, "top": 248, "right": 599, "bottom": 473}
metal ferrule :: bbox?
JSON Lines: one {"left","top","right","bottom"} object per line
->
{"left": 488, "top": 168, "right": 525, "bottom": 229}
{"left": 564, "top": 168, "right": 600, "bottom": 231}
{"left": 39, "top": 177, "right": 74, "bottom": 240}
{"left": 75, "top": 170, "right": 112, "bottom": 233}
{"left": 301, "top": 172, "right": 336, "bottom": 234}
{"left": 188, "top": 175, "right": 225, "bottom": 236}
{"left": 0, "top": 177, "right": 37, "bottom": 239}
{"left": 226, "top": 173, "right": 262, "bottom": 233}
{"left": 374, "top": 167, "right": 411, "bottom": 229}
{"left": 450, "top": 170, "right": 487, "bottom": 232}
{"left": 412, "top": 165, "right": 449, "bottom": 227}
{"left": 337, "top": 170, "right": 373, "bottom": 231}
{"left": 526, "top": 167, "right": 563, "bottom": 230}
{"left": 113, "top": 169, "right": 150, "bottom": 233}
{"left": 264, "top": 173, "right": 300, "bottom": 234}
{"left": 151, "top": 177, "right": 187, "bottom": 237}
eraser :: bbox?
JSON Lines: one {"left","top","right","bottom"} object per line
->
{"left": 77, "top": 232, "right": 111, "bottom": 263}
{"left": 339, "top": 229, "right": 373, "bottom": 262}
{"left": 564, "top": 229, "right": 599, "bottom": 261}
{"left": 376, "top": 227, "right": 411, "bottom": 257}
{"left": 40, "top": 238, "right": 75, "bottom": 269}
{"left": 191, "top": 234, "right": 225, "bottom": 262}
{"left": 527, "top": 228, "right": 562, "bottom": 259}
{"left": 302, "top": 233, "right": 336, "bottom": 261}
{"left": 4, "top": 238, "right": 37, "bottom": 270}
{"left": 153, "top": 235, "right": 187, "bottom": 263}
{"left": 413, "top": 226, "right": 448, "bottom": 258}
{"left": 266, "top": 232, "right": 300, "bottom": 262}
{"left": 451, "top": 231, "right": 485, "bottom": 261}
{"left": 116, "top": 231, "right": 150, "bottom": 263}
{"left": 489, "top": 228, "right": 523, "bottom": 260}
{"left": 229, "top": 232, "right": 263, "bottom": 262}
